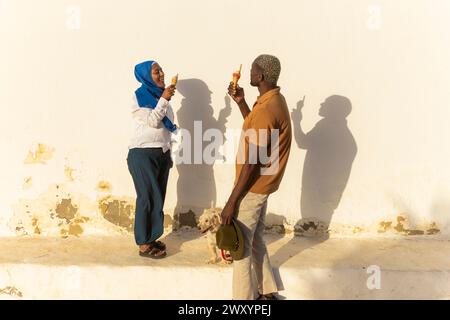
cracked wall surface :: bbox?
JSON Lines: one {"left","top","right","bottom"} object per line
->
{"left": 2, "top": 139, "right": 448, "bottom": 238}
{"left": 1, "top": 1, "right": 450, "bottom": 238}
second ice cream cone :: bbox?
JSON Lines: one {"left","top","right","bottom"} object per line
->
{"left": 232, "top": 64, "right": 242, "bottom": 88}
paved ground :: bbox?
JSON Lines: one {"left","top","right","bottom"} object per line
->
{"left": 1, "top": 231, "right": 450, "bottom": 299}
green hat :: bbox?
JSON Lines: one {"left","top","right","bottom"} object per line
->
{"left": 216, "top": 220, "right": 244, "bottom": 260}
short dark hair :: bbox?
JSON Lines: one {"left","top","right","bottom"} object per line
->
{"left": 254, "top": 54, "right": 281, "bottom": 85}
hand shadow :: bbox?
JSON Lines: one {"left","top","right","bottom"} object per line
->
{"left": 270, "top": 95, "right": 358, "bottom": 275}
{"left": 217, "top": 95, "right": 232, "bottom": 162}
{"left": 171, "top": 78, "right": 231, "bottom": 228}
{"left": 160, "top": 80, "right": 232, "bottom": 256}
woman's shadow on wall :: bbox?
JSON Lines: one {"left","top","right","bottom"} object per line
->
{"left": 270, "top": 95, "right": 357, "bottom": 286}
{"left": 172, "top": 78, "right": 231, "bottom": 228}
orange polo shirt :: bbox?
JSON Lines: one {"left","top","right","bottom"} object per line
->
{"left": 235, "top": 87, "right": 292, "bottom": 195}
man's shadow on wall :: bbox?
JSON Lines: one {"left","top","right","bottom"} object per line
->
{"left": 173, "top": 79, "right": 231, "bottom": 226}
{"left": 270, "top": 95, "right": 357, "bottom": 287}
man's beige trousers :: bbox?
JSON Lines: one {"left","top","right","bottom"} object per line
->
{"left": 232, "top": 192, "right": 278, "bottom": 300}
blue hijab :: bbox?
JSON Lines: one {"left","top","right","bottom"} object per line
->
{"left": 134, "top": 61, "right": 177, "bottom": 132}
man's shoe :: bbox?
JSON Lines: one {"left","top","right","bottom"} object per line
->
{"left": 256, "top": 293, "right": 279, "bottom": 300}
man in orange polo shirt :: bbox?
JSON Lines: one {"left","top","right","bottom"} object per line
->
{"left": 223, "top": 54, "right": 292, "bottom": 300}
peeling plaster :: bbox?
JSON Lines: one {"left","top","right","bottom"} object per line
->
{"left": 265, "top": 225, "right": 286, "bottom": 235}
{"left": 96, "top": 181, "right": 112, "bottom": 193}
{"left": 294, "top": 218, "right": 329, "bottom": 237}
{"left": 98, "top": 196, "right": 134, "bottom": 231}
{"left": 68, "top": 223, "right": 83, "bottom": 236}
{"left": 265, "top": 213, "right": 290, "bottom": 234}
{"left": 9, "top": 183, "right": 443, "bottom": 238}
{"left": 64, "top": 166, "right": 75, "bottom": 182}
{"left": 426, "top": 222, "right": 440, "bottom": 235}
{"left": 173, "top": 210, "right": 197, "bottom": 230}
{"left": 24, "top": 143, "right": 54, "bottom": 164}
{"left": 31, "top": 217, "right": 41, "bottom": 235}
{"left": 0, "top": 286, "right": 23, "bottom": 298}
{"left": 23, "top": 177, "right": 33, "bottom": 190}
{"left": 289, "top": 214, "right": 441, "bottom": 238}
{"left": 378, "top": 221, "right": 393, "bottom": 233}
{"left": 164, "top": 214, "right": 173, "bottom": 228}
{"left": 353, "top": 226, "right": 365, "bottom": 234}
{"left": 55, "top": 198, "right": 78, "bottom": 222}
{"left": 377, "top": 214, "right": 440, "bottom": 236}
{"left": 10, "top": 184, "right": 96, "bottom": 237}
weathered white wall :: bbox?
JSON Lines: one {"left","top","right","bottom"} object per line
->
{"left": 1, "top": 0, "right": 449, "bottom": 237}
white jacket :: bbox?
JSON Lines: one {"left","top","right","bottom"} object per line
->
{"left": 128, "top": 95, "right": 175, "bottom": 152}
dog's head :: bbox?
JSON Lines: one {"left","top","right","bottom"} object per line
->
{"left": 197, "top": 208, "right": 222, "bottom": 234}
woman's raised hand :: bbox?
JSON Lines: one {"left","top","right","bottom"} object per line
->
{"left": 162, "top": 85, "right": 176, "bottom": 101}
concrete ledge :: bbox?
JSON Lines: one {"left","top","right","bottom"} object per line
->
{"left": 1, "top": 231, "right": 450, "bottom": 299}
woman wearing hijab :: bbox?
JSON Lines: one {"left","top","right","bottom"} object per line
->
{"left": 127, "top": 60, "right": 177, "bottom": 258}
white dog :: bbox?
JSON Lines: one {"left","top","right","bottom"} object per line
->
{"left": 197, "top": 208, "right": 233, "bottom": 264}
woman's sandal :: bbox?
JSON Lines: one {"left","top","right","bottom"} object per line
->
{"left": 151, "top": 240, "right": 166, "bottom": 251}
{"left": 139, "top": 244, "right": 167, "bottom": 259}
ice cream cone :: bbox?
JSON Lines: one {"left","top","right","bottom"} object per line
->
{"left": 171, "top": 74, "right": 178, "bottom": 87}
{"left": 232, "top": 64, "right": 242, "bottom": 88}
